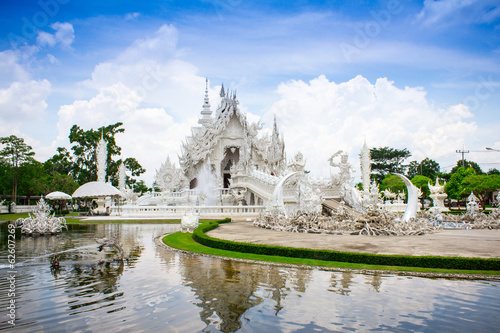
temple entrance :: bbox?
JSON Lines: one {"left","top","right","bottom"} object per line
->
{"left": 221, "top": 146, "right": 239, "bottom": 189}
{"left": 190, "top": 178, "right": 197, "bottom": 189}
{"left": 224, "top": 174, "right": 231, "bottom": 188}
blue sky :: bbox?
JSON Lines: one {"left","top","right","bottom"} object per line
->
{"left": 1, "top": 0, "right": 499, "bottom": 184}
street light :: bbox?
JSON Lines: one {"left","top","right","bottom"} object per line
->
{"left": 486, "top": 147, "right": 500, "bottom": 152}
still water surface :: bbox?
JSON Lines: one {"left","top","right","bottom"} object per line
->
{"left": 0, "top": 222, "right": 499, "bottom": 332}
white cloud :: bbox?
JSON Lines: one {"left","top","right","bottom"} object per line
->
{"left": 0, "top": 50, "right": 31, "bottom": 86}
{"left": 416, "top": 0, "right": 500, "bottom": 27}
{"left": 36, "top": 31, "right": 56, "bottom": 47}
{"left": 36, "top": 22, "right": 75, "bottom": 50}
{"left": 264, "top": 75, "right": 478, "bottom": 179}
{"left": 81, "top": 24, "right": 212, "bottom": 121}
{"left": 0, "top": 79, "right": 51, "bottom": 135}
{"left": 125, "top": 12, "right": 140, "bottom": 20}
{"left": 56, "top": 83, "right": 194, "bottom": 184}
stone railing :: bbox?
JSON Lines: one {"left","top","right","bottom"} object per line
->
{"left": 10, "top": 205, "right": 37, "bottom": 213}
{"left": 112, "top": 204, "right": 265, "bottom": 219}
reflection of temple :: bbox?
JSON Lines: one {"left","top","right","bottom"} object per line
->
{"left": 178, "top": 255, "right": 312, "bottom": 332}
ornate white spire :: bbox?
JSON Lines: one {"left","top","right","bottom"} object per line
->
{"left": 267, "top": 115, "right": 286, "bottom": 175}
{"left": 360, "top": 137, "right": 371, "bottom": 193}
{"left": 118, "top": 162, "right": 127, "bottom": 191}
{"left": 96, "top": 134, "right": 107, "bottom": 182}
{"left": 198, "top": 78, "right": 213, "bottom": 126}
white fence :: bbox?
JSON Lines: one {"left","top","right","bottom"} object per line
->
{"left": 112, "top": 204, "right": 265, "bottom": 219}
{"left": 10, "top": 205, "right": 37, "bottom": 214}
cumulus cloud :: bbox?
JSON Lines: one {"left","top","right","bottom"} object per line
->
{"left": 0, "top": 79, "right": 51, "bottom": 135}
{"left": 264, "top": 75, "right": 478, "bottom": 178}
{"left": 0, "top": 50, "right": 31, "bottom": 86}
{"left": 56, "top": 83, "right": 194, "bottom": 184}
{"left": 416, "top": 0, "right": 500, "bottom": 27}
{"left": 81, "top": 24, "right": 212, "bottom": 121}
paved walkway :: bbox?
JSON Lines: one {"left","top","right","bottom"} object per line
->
{"left": 207, "top": 222, "right": 500, "bottom": 258}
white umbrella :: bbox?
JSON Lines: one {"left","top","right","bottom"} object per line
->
{"left": 46, "top": 191, "right": 72, "bottom": 200}
{"left": 72, "top": 181, "right": 122, "bottom": 198}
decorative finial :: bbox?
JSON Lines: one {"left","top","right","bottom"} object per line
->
{"left": 220, "top": 83, "right": 225, "bottom": 98}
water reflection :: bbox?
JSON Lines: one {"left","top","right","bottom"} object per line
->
{"left": 0, "top": 222, "right": 499, "bottom": 332}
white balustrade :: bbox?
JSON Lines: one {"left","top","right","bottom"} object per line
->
{"left": 112, "top": 204, "right": 265, "bottom": 219}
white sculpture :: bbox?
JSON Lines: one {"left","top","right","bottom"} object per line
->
{"left": 180, "top": 211, "right": 199, "bottom": 232}
{"left": 466, "top": 192, "right": 480, "bottom": 212}
{"left": 329, "top": 150, "right": 364, "bottom": 212}
{"left": 96, "top": 135, "right": 107, "bottom": 183}
{"left": 15, "top": 197, "right": 67, "bottom": 235}
{"left": 118, "top": 162, "right": 127, "bottom": 192}
{"left": 393, "top": 173, "right": 418, "bottom": 222}
{"left": 428, "top": 177, "right": 448, "bottom": 212}
{"left": 359, "top": 139, "right": 371, "bottom": 193}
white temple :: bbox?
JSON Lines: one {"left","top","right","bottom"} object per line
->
{"left": 112, "top": 80, "right": 386, "bottom": 219}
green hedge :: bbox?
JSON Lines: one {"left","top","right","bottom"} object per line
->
{"left": 192, "top": 220, "right": 500, "bottom": 271}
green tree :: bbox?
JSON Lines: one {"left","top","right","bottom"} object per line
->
{"left": 451, "top": 160, "right": 483, "bottom": 175}
{"left": 411, "top": 175, "right": 432, "bottom": 208}
{"left": 407, "top": 158, "right": 440, "bottom": 179}
{"left": 44, "top": 147, "right": 74, "bottom": 176}
{"left": 380, "top": 174, "right": 406, "bottom": 196}
{"left": 68, "top": 122, "right": 125, "bottom": 184}
{"left": 487, "top": 168, "right": 500, "bottom": 176}
{"left": 0, "top": 135, "right": 35, "bottom": 203}
{"left": 445, "top": 167, "right": 475, "bottom": 202}
{"left": 0, "top": 159, "right": 11, "bottom": 195}
{"left": 462, "top": 174, "right": 500, "bottom": 208}
{"left": 17, "top": 159, "right": 47, "bottom": 204}
{"left": 370, "top": 147, "right": 411, "bottom": 183}
{"left": 133, "top": 180, "right": 150, "bottom": 194}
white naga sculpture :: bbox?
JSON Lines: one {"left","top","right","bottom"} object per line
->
{"left": 393, "top": 173, "right": 418, "bottom": 222}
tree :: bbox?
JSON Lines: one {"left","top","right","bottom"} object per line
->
{"left": 462, "top": 174, "right": 500, "bottom": 208}
{"left": 380, "top": 174, "right": 406, "bottom": 196}
{"left": 411, "top": 175, "right": 432, "bottom": 208}
{"left": 370, "top": 147, "right": 411, "bottom": 183}
{"left": 487, "top": 168, "right": 500, "bottom": 176}
{"left": 44, "top": 147, "right": 74, "bottom": 176}
{"left": 109, "top": 158, "right": 146, "bottom": 188}
{"left": 445, "top": 167, "right": 475, "bottom": 202}
{"left": 0, "top": 135, "right": 35, "bottom": 203}
{"left": 17, "top": 159, "right": 46, "bottom": 204}
{"left": 407, "top": 158, "right": 440, "bottom": 179}
{"left": 68, "top": 122, "right": 125, "bottom": 184}
{"left": 133, "top": 180, "right": 150, "bottom": 194}
{"left": 451, "top": 160, "right": 483, "bottom": 175}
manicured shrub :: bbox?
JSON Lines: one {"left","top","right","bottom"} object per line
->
{"left": 192, "top": 220, "right": 500, "bottom": 271}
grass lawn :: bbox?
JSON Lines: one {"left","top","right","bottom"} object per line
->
{"left": 163, "top": 231, "right": 500, "bottom": 276}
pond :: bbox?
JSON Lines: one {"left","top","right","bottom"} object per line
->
{"left": 1, "top": 222, "right": 499, "bottom": 332}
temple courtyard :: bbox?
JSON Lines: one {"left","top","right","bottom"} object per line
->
{"left": 207, "top": 221, "right": 500, "bottom": 259}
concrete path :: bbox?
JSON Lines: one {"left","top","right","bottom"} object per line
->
{"left": 207, "top": 222, "right": 500, "bottom": 258}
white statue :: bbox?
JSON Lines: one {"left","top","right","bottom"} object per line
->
{"left": 466, "top": 192, "right": 480, "bottom": 213}
{"left": 359, "top": 139, "right": 371, "bottom": 193}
